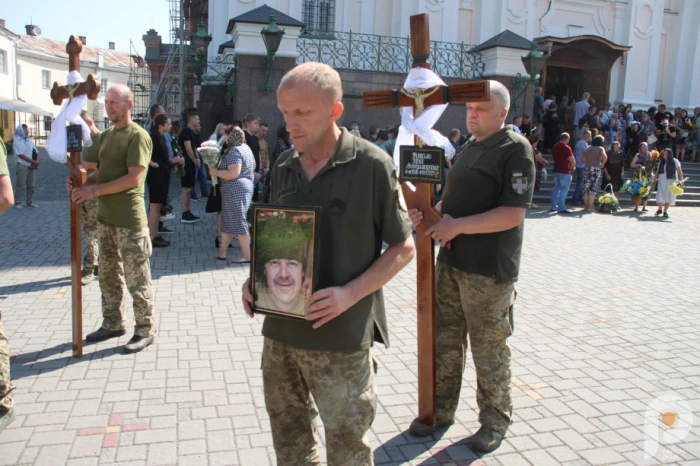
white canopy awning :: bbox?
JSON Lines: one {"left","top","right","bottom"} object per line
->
{"left": 0, "top": 97, "right": 53, "bottom": 117}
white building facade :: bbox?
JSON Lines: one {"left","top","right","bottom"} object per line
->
{"left": 208, "top": 0, "right": 700, "bottom": 110}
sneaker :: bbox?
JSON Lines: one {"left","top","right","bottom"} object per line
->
{"left": 14, "top": 204, "right": 22, "bottom": 209}
{"left": 181, "top": 211, "right": 200, "bottom": 224}
{"left": 191, "top": 196, "right": 201, "bottom": 201}
{"left": 159, "top": 213, "right": 174, "bottom": 222}
{"left": 466, "top": 426, "right": 504, "bottom": 453}
{"left": 0, "top": 408, "right": 16, "bottom": 434}
{"left": 81, "top": 268, "right": 95, "bottom": 285}
{"left": 26, "top": 203, "right": 39, "bottom": 208}
{"left": 123, "top": 335, "right": 154, "bottom": 354}
{"left": 558, "top": 210, "right": 572, "bottom": 214}
{"left": 158, "top": 225, "right": 174, "bottom": 234}
{"left": 152, "top": 236, "right": 170, "bottom": 248}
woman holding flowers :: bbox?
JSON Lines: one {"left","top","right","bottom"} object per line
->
{"left": 630, "top": 142, "right": 653, "bottom": 212}
{"left": 654, "top": 148, "right": 684, "bottom": 218}
{"left": 209, "top": 127, "right": 255, "bottom": 262}
{"left": 581, "top": 135, "right": 607, "bottom": 212}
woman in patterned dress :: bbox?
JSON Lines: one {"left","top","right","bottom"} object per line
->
{"left": 209, "top": 127, "right": 255, "bottom": 262}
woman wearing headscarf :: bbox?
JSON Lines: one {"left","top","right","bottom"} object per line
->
{"left": 581, "top": 135, "right": 607, "bottom": 212}
{"left": 603, "top": 141, "right": 625, "bottom": 199}
{"left": 653, "top": 148, "right": 684, "bottom": 218}
{"left": 209, "top": 126, "right": 255, "bottom": 262}
{"left": 630, "top": 142, "right": 653, "bottom": 212}
{"left": 12, "top": 124, "right": 39, "bottom": 208}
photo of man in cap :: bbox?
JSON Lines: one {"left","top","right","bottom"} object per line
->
{"left": 253, "top": 210, "right": 314, "bottom": 317}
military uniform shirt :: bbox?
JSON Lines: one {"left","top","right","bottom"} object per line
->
{"left": 438, "top": 125, "right": 534, "bottom": 283}
{"left": 82, "top": 133, "right": 101, "bottom": 175}
{"left": 263, "top": 128, "right": 413, "bottom": 352}
{"left": 96, "top": 123, "right": 152, "bottom": 230}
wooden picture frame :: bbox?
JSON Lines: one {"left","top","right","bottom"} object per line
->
{"left": 250, "top": 205, "right": 321, "bottom": 320}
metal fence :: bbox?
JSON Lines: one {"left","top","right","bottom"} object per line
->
{"left": 297, "top": 30, "right": 484, "bottom": 79}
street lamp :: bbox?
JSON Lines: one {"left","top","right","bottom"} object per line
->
{"left": 512, "top": 42, "right": 547, "bottom": 112}
{"left": 192, "top": 21, "right": 212, "bottom": 84}
{"left": 259, "top": 16, "right": 285, "bottom": 93}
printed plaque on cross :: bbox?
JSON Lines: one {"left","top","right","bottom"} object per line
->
{"left": 49, "top": 36, "right": 101, "bottom": 358}
{"left": 363, "top": 14, "right": 489, "bottom": 427}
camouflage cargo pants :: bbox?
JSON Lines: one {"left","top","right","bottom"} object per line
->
{"left": 262, "top": 338, "right": 376, "bottom": 466}
{"left": 98, "top": 225, "right": 154, "bottom": 337}
{"left": 0, "top": 309, "right": 14, "bottom": 411}
{"left": 81, "top": 198, "right": 99, "bottom": 270}
{"left": 435, "top": 261, "right": 515, "bottom": 435}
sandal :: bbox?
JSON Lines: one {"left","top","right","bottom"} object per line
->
{"left": 231, "top": 258, "right": 251, "bottom": 264}
{"left": 642, "top": 208, "right": 649, "bottom": 212}
{"left": 663, "top": 212, "right": 669, "bottom": 218}
{"left": 633, "top": 206, "right": 639, "bottom": 212}
{"left": 654, "top": 209, "right": 662, "bottom": 216}
{"left": 216, "top": 256, "right": 227, "bottom": 261}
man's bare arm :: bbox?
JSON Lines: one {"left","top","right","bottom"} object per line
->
{"left": 0, "top": 175, "right": 14, "bottom": 214}
{"left": 70, "top": 166, "right": 145, "bottom": 203}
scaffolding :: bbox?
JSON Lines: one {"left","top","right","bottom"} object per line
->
{"left": 129, "top": 40, "right": 151, "bottom": 126}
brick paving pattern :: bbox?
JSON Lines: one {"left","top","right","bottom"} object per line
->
{"left": 0, "top": 148, "right": 698, "bottom": 465}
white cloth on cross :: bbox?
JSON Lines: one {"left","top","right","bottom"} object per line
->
{"left": 46, "top": 70, "right": 93, "bottom": 164}
{"left": 392, "top": 67, "right": 456, "bottom": 170}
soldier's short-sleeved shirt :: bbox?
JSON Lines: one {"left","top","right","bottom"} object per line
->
{"left": 96, "top": 123, "right": 152, "bottom": 230}
{"left": 263, "top": 128, "right": 413, "bottom": 352}
{"left": 438, "top": 125, "right": 534, "bottom": 283}
{"left": 82, "top": 132, "right": 101, "bottom": 175}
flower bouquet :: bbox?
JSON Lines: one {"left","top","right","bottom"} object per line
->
{"left": 197, "top": 140, "right": 223, "bottom": 188}
{"left": 597, "top": 184, "right": 619, "bottom": 213}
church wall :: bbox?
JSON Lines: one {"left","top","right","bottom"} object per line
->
{"left": 374, "top": 1, "right": 394, "bottom": 38}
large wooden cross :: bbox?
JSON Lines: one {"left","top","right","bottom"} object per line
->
{"left": 363, "top": 14, "right": 489, "bottom": 427}
{"left": 50, "top": 36, "right": 101, "bottom": 358}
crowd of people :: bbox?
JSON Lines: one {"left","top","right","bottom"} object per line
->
{"left": 520, "top": 88, "right": 697, "bottom": 216}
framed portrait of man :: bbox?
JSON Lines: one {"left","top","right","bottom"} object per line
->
{"left": 250, "top": 205, "right": 321, "bottom": 319}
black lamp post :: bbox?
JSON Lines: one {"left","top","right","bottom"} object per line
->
{"left": 512, "top": 42, "right": 547, "bottom": 112}
{"left": 192, "top": 21, "right": 212, "bottom": 84}
{"left": 259, "top": 16, "right": 285, "bottom": 93}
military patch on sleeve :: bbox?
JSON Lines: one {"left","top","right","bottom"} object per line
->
{"left": 511, "top": 170, "right": 528, "bottom": 195}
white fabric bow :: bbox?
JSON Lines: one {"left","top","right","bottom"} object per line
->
{"left": 46, "top": 70, "right": 93, "bottom": 164}
{"left": 392, "top": 68, "right": 456, "bottom": 170}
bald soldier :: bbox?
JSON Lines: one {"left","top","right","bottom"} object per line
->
{"left": 409, "top": 81, "right": 535, "bottom": 452}
{"left": 0, "top": 137, "right": 16, "bottom": 432}
{"left": 67, "top": 84, "right": 155, "bottom": 354}
{"left": 242, "top": 62, "right": 415, "bottom": 465}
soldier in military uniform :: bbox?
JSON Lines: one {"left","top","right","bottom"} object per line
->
{"left": 67, "top": 84, "right": 155, "bottom": 354}
{"left": 77, "top": 111, "right": 100, "bottom": 285}
{"left": 0, "top": 134, "right": 16, "bottom": 432}
{"left": 253, "top": 213, "right": 312, "bottom": 317}
{"left": 408, "top": 80, "right": 535, "bottom": 453}
{"left": 242, "top": 62, "right": 415, "bottom": 465}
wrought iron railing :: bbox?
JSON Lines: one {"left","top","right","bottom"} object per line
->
{"left": 297, "top": 30, "right": 484, "bottom": 79}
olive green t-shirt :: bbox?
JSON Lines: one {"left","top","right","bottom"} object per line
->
{"left": 96, "top": 123, "right": 152, "bottom": 229}
{"left": 263, "top": 128, "right": 413, "bottom": 352}
{"left": 82, "top": 132, "right": 101, "bottom": 175}
{"left": 0, "top": 141, "right": 8, "bottom": 175}
{"left": 438, "top": 125, "right": 535, "bottom": 283}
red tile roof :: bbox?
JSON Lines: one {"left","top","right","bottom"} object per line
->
{"left": 17, "top": 35, "right": 133, "bottom": 68}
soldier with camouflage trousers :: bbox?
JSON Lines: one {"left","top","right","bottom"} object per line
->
{"left": 0, "top": 135, "right": 16, "bottom": 432}
{"left": 67, "top": 84, "right": 155, "bottom": 354}
{"left": 408, "top": 81, "right": 535, "bottom": 453}
{"left": 243, "top": 63, "right": 415, "bottom": 465}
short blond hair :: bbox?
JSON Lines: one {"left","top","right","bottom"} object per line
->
{"left": 278, "top": 62, "right": 343, "bottom": 103}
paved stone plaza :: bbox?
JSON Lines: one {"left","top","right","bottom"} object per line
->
{"left": 0, "top": 151, "right": 699, "bottom": 465}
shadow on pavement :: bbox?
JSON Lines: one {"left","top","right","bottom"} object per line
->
{"left": 0, "top": 276, "right": 72, "bottom": 297}
{"left": 10, "top": 341, "right": 124, "bottom": 380}
{"left": 375, "top": 428, "right": 484, "bottom": 465}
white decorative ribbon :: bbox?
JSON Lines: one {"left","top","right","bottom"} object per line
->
{"left": 393, "top": 67, "right": 456, "bottom": 170}
{"left": 46, "top": 70, "right": 93, "bottom": 164}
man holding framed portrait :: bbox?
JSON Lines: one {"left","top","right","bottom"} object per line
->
{"left": 242, "top": 62, "right": 415, "bottom": 465}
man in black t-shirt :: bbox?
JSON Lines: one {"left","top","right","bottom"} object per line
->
{"left": 243, "top": 113, "right": 261, "bottom": 176}
{"left": 654, "top": 104, "right": 673, "bottom": 128}
{"left": 178, "top": 113, "right": 203, "bottom": 223}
